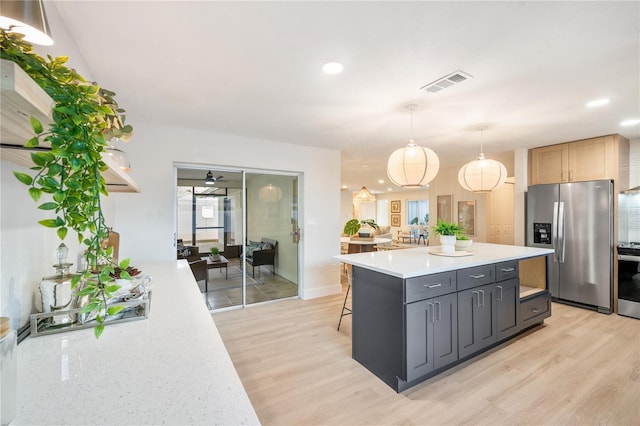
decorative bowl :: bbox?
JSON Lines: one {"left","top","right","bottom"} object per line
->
{"left": 455, "top": 239, "right": 473, "bottom": 250}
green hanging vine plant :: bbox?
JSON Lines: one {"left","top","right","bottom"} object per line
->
{"left": 1, "top": 28, "right": 134, "bottom": 338}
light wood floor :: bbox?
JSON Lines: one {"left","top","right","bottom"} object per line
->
{"left": 213, "top": 287, "right": 640, "bottom": 425}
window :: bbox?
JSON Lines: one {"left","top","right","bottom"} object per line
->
{"left": 407, "top": 200, "right": 429, "bottom": 225}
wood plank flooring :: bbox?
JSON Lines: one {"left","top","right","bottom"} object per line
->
{"left": 213, "top": 287, "right": 640, "bottom": 425}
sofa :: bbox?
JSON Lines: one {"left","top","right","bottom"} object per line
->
{"left": 246, "top": 238, "right": 277, "bottom": 277}
{"left": 372, "top": 226, "right": 393, "bottom": 247}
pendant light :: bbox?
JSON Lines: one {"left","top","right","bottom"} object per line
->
{"left": 353, "top": 186, "right": 376, "bottom": 203}
{"left": 386, "top": 104, "right": 440, "bottom": 188}
{"left": 457, "top": 127, "right": 507, "bottom": 193}
{"left": 0, "top": 0, "right": 53, "bottom": 45}
{"left": 259, "top": 184, "right": 282, "bottom": 202}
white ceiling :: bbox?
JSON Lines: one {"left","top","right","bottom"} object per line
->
{"left": 52, "top": 1, "right": 640, "bottom": 194}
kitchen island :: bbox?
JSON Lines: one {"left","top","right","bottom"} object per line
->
{"left": 336, "top": 243, "right": 554, "bottom": 392}
{"left": 12, "top": 260, "right": 259, "bottom": 425}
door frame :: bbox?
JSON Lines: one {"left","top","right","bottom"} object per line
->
{"left": 173, "top": 162, "right": 303, "bottom": 309}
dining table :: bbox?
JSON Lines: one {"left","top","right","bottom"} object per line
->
{"left": 340, "top": 236, "right": 393, "bottom": 254}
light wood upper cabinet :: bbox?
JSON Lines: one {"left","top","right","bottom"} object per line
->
{"left": 529, "top": 134, "right": 624, "bottom": 186}
{"left": 529, "top": 144, "right": 569, "bottom": 184}
{"left": 0, "top": 59, "right": 140, "bottom": 193}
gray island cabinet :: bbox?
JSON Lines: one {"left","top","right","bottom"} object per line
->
{"left": 336, "top": 243, "right": 554, "bottom": 392}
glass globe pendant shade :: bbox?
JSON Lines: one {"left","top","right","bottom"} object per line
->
{"left": 105, "top": 147, "right": 132, "bottom": 173}
{"left": 457, "top": 153, "right": 507, "bottom": 193}
{"left": 387, "top": 140, "right": 440, "bottom": 188}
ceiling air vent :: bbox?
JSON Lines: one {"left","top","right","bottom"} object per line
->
{"left": 421, "top": 70, "right": 473, "bottom": 93}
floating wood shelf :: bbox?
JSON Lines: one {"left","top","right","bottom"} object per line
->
{"left": 0, "top": 59, "right": 140, "bottom": 193}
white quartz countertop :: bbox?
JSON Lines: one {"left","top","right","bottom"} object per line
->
{"left": 12, "top": 260, "right": 260, "bottom": 425}
{"left": 335, "top": 242, "right": 554, "bottom": 278}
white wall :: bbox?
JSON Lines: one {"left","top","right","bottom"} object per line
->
{"left": 108, "top": 121, "right": 341, "bottom": 300}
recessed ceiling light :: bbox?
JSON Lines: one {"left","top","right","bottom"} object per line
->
{"left": 586, "top": 98, "right": 610, "bottom": 107}
{"left": 620, "top": 118, "right": 640, "bottom": 126}
{"left": 378, "top": 179, "right": 385, "bottom": 184}
{"left": 387, "top": 188, "right": 393, "bottom": 191}
{"left": 322, "top": 62, "right": 344, "bottom": 75}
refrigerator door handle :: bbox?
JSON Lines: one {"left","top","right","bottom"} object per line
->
{"left": 558, "top": 201, "right": 565, "bottom": 263}
{"left": 552, "top": 201, "right": 559, "bottom": 262}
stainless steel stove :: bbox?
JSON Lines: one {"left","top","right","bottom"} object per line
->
{"left": 618, "top": 242, "right": 640, "bottom": 319}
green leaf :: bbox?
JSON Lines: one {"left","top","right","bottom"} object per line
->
{"left": 80, "top": 302, "right": 99, "bottom": 313}
{"left": 78, "top": 287, "right": 95, "bottom": 297}
{"left": 94, "top": 324, "right": 105, "bottom": 339}
{"left": 96, "top": 314, "right": 104, "bottom": 324}
{"left": 31, "top": 151, "right": 55, "bottom": 166}
{"left": 118, "top": 258, "right": 131, "bottom": 269}
{"left": 13, "top": 171, "right": 33, "bottom": 186}
{"left": 119, "top": 270, "right": 131, "bottom": 280}
{"left": 57, "top": 227, "right": 68, "bottom": 240}
{"left": 105, "top": 285, "right": 120, "bottom": 293}
{"left": 107, "top": 306, "right": 124, "bottom": 316}
{"left": 28, "top": 187, "right": 42, "bottom": 202}
{"left": 25, "top": 137, "right": 39, "bottom": 148}
{"left": 30, "top": 116, "right": 43, "bottom": 133}
{"left": 37, "top": 202, "right": 58, "bottom": 210}
{"left": 54, "top": 105, "right": 75, "bottom": 115}
{"left": 53, "top": 191, "right": 65, "bottom": 203}
{"left": 38, "top": 219, "right": 59, "bottom": 228}
{"left": 71, "top": 275, "right": 81, "bottom": 288}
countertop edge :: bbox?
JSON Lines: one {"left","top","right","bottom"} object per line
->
{"left": 336, "top": 243, "right": 555, "bottom": 278}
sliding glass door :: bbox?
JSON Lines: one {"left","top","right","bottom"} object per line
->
{"left": 176, "top": 166, "right": 299, "bottom": 310}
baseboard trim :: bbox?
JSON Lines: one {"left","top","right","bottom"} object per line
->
{"left": 301, "top": 284, "right": 341, "bottom": 300}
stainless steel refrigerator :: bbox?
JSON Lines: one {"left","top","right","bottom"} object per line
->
{"left": 526, "top": 180, "right": 613, "bottom": 313}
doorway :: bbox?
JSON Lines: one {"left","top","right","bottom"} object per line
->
{"left": 175, "top": 166, "right": 299, "bottom": 310}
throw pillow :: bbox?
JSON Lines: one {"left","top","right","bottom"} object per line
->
{"left": 246, "top": 240, "right": 263, "bottom": 258}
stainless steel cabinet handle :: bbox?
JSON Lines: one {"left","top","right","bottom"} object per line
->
{"left": 424, "top": 283, "right": 442, "bottom": 288}
{"left": 479, "top": 290, "right": 485, "bottom": 307}
{"left": 500, "top": 267, "right": 515, "bottom": 272}
{"left": 497, "top": 285, "right": 503, "bottom": 301}
{"left": 472, "top": 291, "right": 479, "bottom": 308}
{"left": 427, "top": 302, "right": 435, "bottom": 322}
{"left": 434, "top": 301, "right": 441, "bottom": 321}
{"left": 470, "top": 274, "right": 485, "bottom": 279}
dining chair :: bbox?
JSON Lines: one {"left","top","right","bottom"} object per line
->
{"left": 188, "top": 259, "right": 208, "bottom": 292}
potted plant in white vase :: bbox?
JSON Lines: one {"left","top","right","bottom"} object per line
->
{"left": 343, "top": 219, "right": 379, "bottom": 238}
{"left": 432, "top": 220, "right": 463, "bottom": 254}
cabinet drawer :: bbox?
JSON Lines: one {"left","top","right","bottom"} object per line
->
{"left": 521, "top": 292, "right": 551, "bottom": 327}
{"left": 457, "top": 265, "right": 495, "bottom": 291}
{"left": 496, "top": 260, "right": 518, "bottom": 282}
{"left": 405, "top": 271, "right": 456, "bottom": 303}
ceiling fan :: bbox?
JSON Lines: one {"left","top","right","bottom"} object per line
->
{"left": 204, "top": 171, "right": 223, "bottom": 185}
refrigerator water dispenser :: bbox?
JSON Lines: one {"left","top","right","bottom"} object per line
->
{"left": 533, "top": 223, "right": 551, "bottom": 244}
